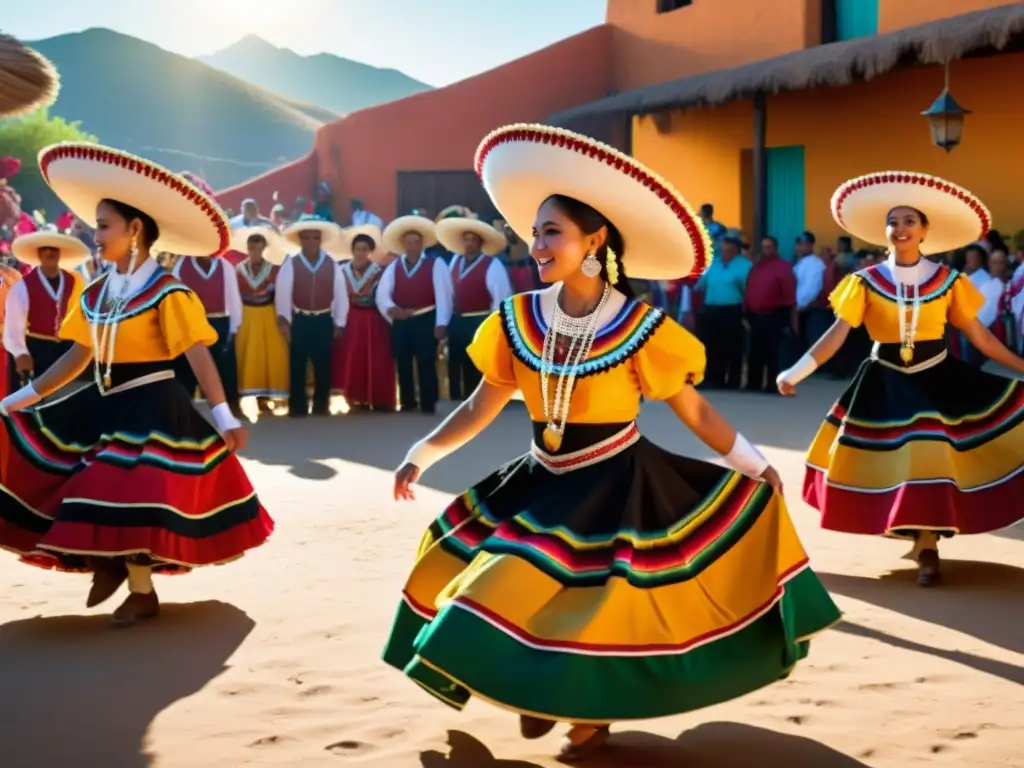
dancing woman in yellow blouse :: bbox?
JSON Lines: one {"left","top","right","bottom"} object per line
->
{"left": 778, "top": 172, "right": 1024, "bottom": 586}
{"left": 382, "top": 125, "right": 841, "bottom": 762}
{"left": 0, "top": 143, "right": 273, "bottom": 626}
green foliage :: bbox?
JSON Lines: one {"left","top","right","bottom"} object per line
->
{"left": 0, "top": 109, "right": 97, "bottom": 215}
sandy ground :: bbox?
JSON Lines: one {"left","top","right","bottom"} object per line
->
{"left": 0, "top": 378, "right": 1020, "bottom": 768}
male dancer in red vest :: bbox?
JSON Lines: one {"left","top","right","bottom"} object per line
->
{"left": 4, "top": 228, "right": 88, "bottom": 391}
{"left": 435, "top": 214, "right": 511, "bottom": 400}
{"left": 275, "top": 215, "right": 348, "bottom": 417}
{"left": 172, "top": 252, "right": 244, "bottom": 413}
{"left": 376, "top": 215, "right": 453, "bottom": 414}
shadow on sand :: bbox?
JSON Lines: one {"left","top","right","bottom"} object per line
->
{"left": 820, "top": 560, "right": 1024, "bottom": 655}
{"left": 0, "top": 600, "right": 254, "bottom": 767}
{"left": 420, "top": 724, "right": 868, "bottom": 767}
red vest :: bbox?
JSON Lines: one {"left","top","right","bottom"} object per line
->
{"left": 811, "top": 262, "right": 841, "bottom": 309}
{"left": 452, "top": 255, "right": 494, "bottom": 314}
{"left": 291, "top": 253, "right": 334, "bottom": 312}
{"left": 393, "top": 256, "right": 436, "bottom": 311}
{"left": 26, "top": 267, "right": 74, "bottom": 339}
{"left": 176, "top": 258, "right": 226, "bottom": 315}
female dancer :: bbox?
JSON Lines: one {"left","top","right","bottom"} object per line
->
{"left": 0, "top": 142, "right": 273, "bottom": 625}
{"left": 383, "top": 124, "right": 841, "bottom": 762}
{"left": 233, "top": 223, "right": 290, "bottom": 412}
{"left": 778, "top": 172, "right": 1024, "bottom": 586}
{"left": 331, "top": 225, "right": 396, "bottom": 411}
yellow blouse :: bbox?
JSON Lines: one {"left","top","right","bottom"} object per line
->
{"left": 59, "top": 268, "right": 218, "bottom": 362}
{"left": 830, "top": 263, "right": 983, "bottom": 343}
{"left": 467, "top": 292, "right": 704, "bottom": 424}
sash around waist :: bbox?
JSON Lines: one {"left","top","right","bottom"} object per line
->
{"left": 103, "top": 361, "right": 176, "bottom": 389}
{"left": 529, "top": 421, "right": 635, "bottom": 455}
{"left": 872, "top": 339, "right": 946, "bottom": 368}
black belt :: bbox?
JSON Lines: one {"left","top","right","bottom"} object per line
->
{"left": 872, "top": 340, "right": 945, "bottom": 368}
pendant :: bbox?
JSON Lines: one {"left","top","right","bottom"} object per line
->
{"left": 899, "top": 345, "right": 914, "bottom": 364}
{"left": 103, "top": 373, "right": 112, "bottom": 388}
{"left": 542, "top": 423, "right": 563, "bottom": 452}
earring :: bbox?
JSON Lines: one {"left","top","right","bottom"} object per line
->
{"left": 130, "top": 236, "right": 139, "bottom": 261}
{"left": 580, "top": 251, "right": 602, "bottom": 278}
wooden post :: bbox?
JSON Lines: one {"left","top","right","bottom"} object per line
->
{"left": 752, "top": 92, "right": 768, "bottom": 256}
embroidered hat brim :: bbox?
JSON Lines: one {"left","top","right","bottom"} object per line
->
{"left": 436, "top": 217, "right": 508, "bottom": 257}
{"left": 0, "top": 34, "right": 60, "bottom": 119}
{"left": 474, "top": 124, "right": 712, "bottom": 280}
{"left": 38, "top": 143, "right": 231, "bottom": 258}
{"left": 10, "top": 231, "right": 91, "bottom": 267}
{"left": 382, "top": 215, "right": 439, "bottom": 254}
{"left": 831, "top": 171, "right": 991, "bottom": 256}
{"left": 230, "top": 224, "right": 290, "bottom": 266}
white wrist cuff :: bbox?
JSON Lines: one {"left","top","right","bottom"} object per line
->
{"left": 777, "top": 352, "right": 818, "bottom": 387}
{"left": 723, "top": 433, "right": 769, "bottom": 478}
{"left": 0, "top": 382, "right": 41, "bottom": 414}
{"left": 211, "top": 403, "right": 241, "bottom": 433}
{"left": 402, "top": 439, "right": 448, "bottom": 475}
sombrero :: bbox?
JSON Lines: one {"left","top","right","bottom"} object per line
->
{"left": 229, "top": 223, "right": 289, "bottom": 265}
{"left": 382, "top": 215, "right": 438, "bottom": 254}
{"left": 0, "top": 34, "right": 60, "bottom": 119}
{"left": 474, "top": 124, "right": 712, "bottom": 279}
{"left": 831, "top": 171, "right": 991, "bottom": 256}
{"left": 436, "top": 216, "right": 508, "bottom": 256}
{"left": 10, "top": 227, "right": 91, "bottom": 267}
{"left": 340, "top": 224, "right": 389, "bottom": 264}
{"left": 281, "top": 214, "right": 344, "bottom": 249}
{"left": 37, "top": 143, "right": 231, "bottom": 258}
{"left": 436, "top": 204, "right": 472, "bottom": 222}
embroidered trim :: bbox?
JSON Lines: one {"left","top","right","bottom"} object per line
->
{"left": 859, "top": 263, "right": 958, "bottom": 305}
{"left": 498, "top": 292, "right": 666, "bottom": 378}
{"left": 82, "top": 269, "right": 190, "bottom": 324}
{"left": 531, "top": 422, "right": 640, "bottom": 474}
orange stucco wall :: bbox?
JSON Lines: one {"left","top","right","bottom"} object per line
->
{"left": 606, "top": 0, "right": 821, "bottom": 91}
{"left": 633, "top": 53, "right": 1024, "bottom": 248}
{"left": 880, "top": 0, "right": 1014, "bottom": 33}
{"left": 219, "top": 26, "right": 614, "bottom": 221}
{"left": 218, "top": 152, "right": 317, "bottom": 214}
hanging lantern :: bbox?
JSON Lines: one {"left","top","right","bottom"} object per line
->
{"left": 922, "top": 63, "right": 970, "bottom": 152}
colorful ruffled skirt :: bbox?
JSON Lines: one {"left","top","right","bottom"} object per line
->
{"left": 0, "top": 362, "right": 273, "bottom": 573}
{"left": 804, "top": 341, "right": 1024, "bottom": 538}
{"left": 383, "top": 421, "right": 840, "bottom": 722}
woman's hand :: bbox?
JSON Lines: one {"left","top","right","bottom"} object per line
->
{"left": 394, "top": 462, "right": 420, "bottom": 501}
{"left": 777, "top": 379, "right": 796, "bottom": 397}
{"left": 222, "top": 425, "right": 249, "bottom": 452}
{"left": 760, "top": 465, "right": 784, "bottom": 495}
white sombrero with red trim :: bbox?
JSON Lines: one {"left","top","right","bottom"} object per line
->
{"left": 831, "top": 171, "right": 991, "bottom": 256}
{"left": 229, "top": 223, "right": 289, "bottom": 266}
{"left": 382, "top": 215, "right": 438, "bottom": 254}
{"left": 474, "top": 124, "right": 712, "bottom": 280}
{"left": 436, "top": 216, "right": 508, "bottom": 257}
{"left": 340, "top": 224, "right": 389, "bottom": 263}
{"left": 11, "top": 227, "right": 91, "bottom": 267}
{"left": 38, "top": 142, "right": 231, "bottom": 258}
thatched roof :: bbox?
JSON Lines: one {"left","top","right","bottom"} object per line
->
{"left": 550, "top": 3, "right": 1024, "bottom": 123}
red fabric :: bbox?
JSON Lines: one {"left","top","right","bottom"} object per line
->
{"left": 803, "top": 467, "right": 1024, "bottom": 536}
{"left": 744, "top": 255, "right": 796, "bottom": 314}
{"left": 331, "top": 305, "right": 396, "bottom": 408}
{"left": 223, "top": 249, "right": 246, "bottom": 267}
{"left": 452, "top": 255, "right": 494, "bottom": 314}
{"left": 507, "top": 262, "right": 539, "bottom": 294}
{"left": 292, "top": 255, "right": 335, "bottom": 312}
{"left": 176, "top": 258, "right": 226, "bottom": 314}
{"left": 393, "top": 257, "right": 437, "bottom": 310}
{"left": 55, "top": 211, "right": 74, "bottom": 231}
{"left": 811, "top": 262, "right": 842, "bottom": 309}
{"left": 24, "top": 268, "right": 74, "bottom": 338}
{"left": 15, "top": 212, "right": 36, "bottom": 235}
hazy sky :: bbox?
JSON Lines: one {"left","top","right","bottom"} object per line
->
{"left": 4, "top": 0, "right": 607, "bottom": 86}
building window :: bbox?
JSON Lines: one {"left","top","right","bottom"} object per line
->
{"left": 657, "top": 0, "right": 693, "bottom": 13}
{"left": 824, "top": 0, "right": 878, "bottom": 42}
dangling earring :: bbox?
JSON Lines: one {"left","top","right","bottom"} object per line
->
{"left": 580, "top": 251, "right": 602, "bottom": 278}
{"left": 130, "top": 236, "right": 139, "bottom": 262}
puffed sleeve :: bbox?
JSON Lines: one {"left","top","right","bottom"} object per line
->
{"left": 158, "top": 288, "right": 219, "bottom": 358}
{"left": 58, "top": 297, "right": 93, "bottom": 347}
{"left": 948, "top": 272, "right": 986, "bottom": 328}
{"left": 465, "top": 309, "right": 516, "bottom": 387}
{"left": 633, "top": 314, "right": 706, "bottom": 399}
{"left": 829, "top": 273, "right": 866, "bottom": 328}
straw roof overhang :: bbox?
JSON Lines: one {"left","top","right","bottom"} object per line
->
{"left": 550, "top": 3, "right": 1024, "bottom": 124}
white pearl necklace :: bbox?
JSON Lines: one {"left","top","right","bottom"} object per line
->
{"left": 539, "top": 284, "right": 610, "bottom": 451}
{"left": 88, "top": 255, "right": 138, "bottom": 389}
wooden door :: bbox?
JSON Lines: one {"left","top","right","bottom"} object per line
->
{"left": 396, "top": 170, "right": 499, "bottom": 223}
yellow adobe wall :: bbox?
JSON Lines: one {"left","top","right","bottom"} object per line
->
{"left": 633, "top": 53, "right": 1024, "bottom": 248}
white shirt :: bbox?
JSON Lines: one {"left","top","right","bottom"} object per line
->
{"left": 448, "top": 254, "right": 513, "bottom": 311}
{"left": 274, "top": 251, "right": 349, "bottom": 328}
{"left": 881, "top": 255, "right": 939, "bottom": 287}
{"left": 968, "top": 268, "right": 991, "bottom": 290}
{"left": 977, "top": 276, "right": 1007, "bottom": 330}
{"left": 375, "top": 254, "right": 454, "bottom": 326}
{"left": 794, "top": 253, "right": 826, "bottom": 310}
{"left": 171, "top": 258, "right": 244, "bottom": 335}
{"left": 3, "top": 269, "right": 73, "bottom": 357}
{"left": 352, "top": 210, "right": 384, "bottom": 229}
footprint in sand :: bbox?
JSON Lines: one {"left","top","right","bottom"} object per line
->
{"left": 298, "top": 685, "right": 334, "bottom": 698}
{"left": 325, "top": 740, "right": 377, "bottom": 756}
{"left": 249, "top": 735, "right": 296, "bottom": 747}
{"left": 786, "top": 715, "right": 808, "bottom": 725}
{"left": 857, "top": 681, "right": 903, "bottom": 691}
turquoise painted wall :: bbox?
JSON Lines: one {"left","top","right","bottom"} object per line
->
{"left": 766, "top": 145, "right": 806, "bottom": 262}
{"left": 835, "top": 0, "right": 879, "bottom": 40}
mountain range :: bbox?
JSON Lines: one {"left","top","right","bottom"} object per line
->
{"left": 20, "top": 29, "right": 433, "bottom": 191}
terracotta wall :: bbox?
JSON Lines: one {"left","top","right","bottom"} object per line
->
{"left": 217, "top": 151, "right": 317, "bottom": 216}
{"left": 605, "top": 0, "right": 821, "bottom": 91}
{"left": 632, "top": 53, "right": 1024, "bottom": 247}
{"left": 880, "top": 0, "right": 1014, "bottom": 32}
{"left": 218, "top": 26, "right": 614, "bottom": 223}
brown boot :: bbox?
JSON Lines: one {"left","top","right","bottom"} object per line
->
{"left": 520, "top": 715, "right": 557, "bottom": 740}
{"left": 110, "top": 590, "right": 160, "bottom": 628}
{"left": 557, "top": 725, "right": 611, "bottom": 763}
{"left": 917, "top": 549, "right": 941, "bottom": 587}
{"left": 86, "top": 558, "right": 128, "bottom": 608}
